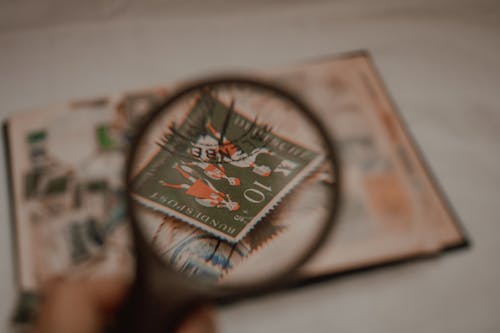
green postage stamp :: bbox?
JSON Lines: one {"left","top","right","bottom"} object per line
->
{"left": 131, "top": 92, "right": 323, "bottom": 242}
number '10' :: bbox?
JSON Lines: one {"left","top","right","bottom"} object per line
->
{"left": 244, "top": 181, "right": 273, "bottom": 204}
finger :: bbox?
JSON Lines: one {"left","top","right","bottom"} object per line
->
{"left": 35, "top": 277, "right": 129, "bottom": 333}
{"left": 82, "top": 277, "right": 130, "bottom": 315}
{"left": 176, "top": 307, "right": 216, "bottom": 333}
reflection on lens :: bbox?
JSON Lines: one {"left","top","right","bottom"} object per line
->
{"left": 129, "top": 80, "right": 337, "bottom": 287}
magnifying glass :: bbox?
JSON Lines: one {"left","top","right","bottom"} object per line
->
{"left": 116, "top": 77, "right": 341, "bottom": 333}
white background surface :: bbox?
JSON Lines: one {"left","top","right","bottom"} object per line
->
{"left": 1, "top": 0, "right": 499, "bottom": 332}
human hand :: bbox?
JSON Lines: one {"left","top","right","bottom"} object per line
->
{"left": 34, "top": 277, "right": 215, "bottom": 333}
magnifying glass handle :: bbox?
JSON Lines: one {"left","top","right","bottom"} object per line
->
{"left": 112, "top": 270, "right": 205, "bottom": 333}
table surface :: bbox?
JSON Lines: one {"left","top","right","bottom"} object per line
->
{"left": 1, "top": 0, "right": 499, "bottom": 332}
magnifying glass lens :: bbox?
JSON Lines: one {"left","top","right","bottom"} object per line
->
{"left": 128, "top": 79, "right": 337, "bottom": 288}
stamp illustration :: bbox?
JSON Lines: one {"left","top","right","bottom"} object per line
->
{"left": 132, "top": 92, "right": 323, "bottom": 242}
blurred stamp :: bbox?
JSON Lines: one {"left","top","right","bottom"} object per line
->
{"left": 131, "top": 92, "right": 323, "bottom": 242}
{"left": 149, "top": 211, "right": 287, "bottom": 279}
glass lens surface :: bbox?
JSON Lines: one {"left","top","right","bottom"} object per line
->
{"left": 128, "top": 79, "right": 337, "bottom": 287}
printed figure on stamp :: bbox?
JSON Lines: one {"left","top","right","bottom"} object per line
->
{"left": 131, "top": 91, "right": 324, "bottom": 242}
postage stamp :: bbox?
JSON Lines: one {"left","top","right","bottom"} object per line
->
{"left": 131, "top": 92, "right": 323, "bottom": 242}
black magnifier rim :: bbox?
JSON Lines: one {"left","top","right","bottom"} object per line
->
{"left": 125, "top": 76, "right": 341, "bottom": 298}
